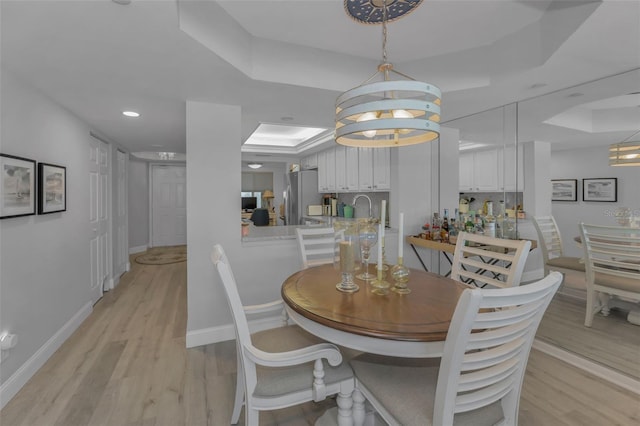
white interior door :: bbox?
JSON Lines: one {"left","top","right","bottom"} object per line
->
{"left": 151, "top": 164, "right": 186, "bottom": 247}
{"left": 114, "top": 149, "right": 129, "bottom": 280}
{"left": 89, "top": 136, "right": 110, "bottom": 303}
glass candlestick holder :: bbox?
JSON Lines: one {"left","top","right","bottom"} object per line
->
{"left": 336, "top": 240, "right": 359, "bottom": 293}
{"left": 370, "top": 268, "right": 390, "bottom": 296}
{"left": 356, "top": 219, "right": 378, "bottom": 281}
{"left": 390, "top": 257, "right": 411, "bottom": 294}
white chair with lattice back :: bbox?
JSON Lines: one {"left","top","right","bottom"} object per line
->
{"left": 450, "top": 232, "right": 531, "bottom": 288}
{"left": 579, "top": 223, "right": 640, "bottom": 327}
{"left": 532, "top": 216, "right": 586, "bottom": 294}
{"left": 296, "top": 227, "right": 344, "bottom": 269}
{"left": 211, "top": 244, "right": 354, "bottom": 426}
{"left": 349, "top": 271, "right": 562, "bottom": 426}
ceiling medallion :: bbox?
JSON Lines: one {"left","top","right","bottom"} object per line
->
{"left": 344, "top": 0, "right": 423, "bottom": 24}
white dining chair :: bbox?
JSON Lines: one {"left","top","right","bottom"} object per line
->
{"left": 532, "top": 216, "right": 586, "bottom": 294}
{"left": 532, "top": 216, "right": 585, "bottom": 274}
{"left": 211, "top": 244, "right": 354, "bottom": 426}
{"left": 296, "top": 226, "right": 344, "bottom": 269}
{"left": 579, "top": 223, "right": 640, "bottom": 327}
{"left": 450, "top": 232, "right": 531, "bottom": 288}
{"left": 349, "top": 271, "right": 562, "bottom": 426}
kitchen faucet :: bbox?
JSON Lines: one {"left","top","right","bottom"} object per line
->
{"left": 352, "top": 194, "right": 372, "bottom": 218}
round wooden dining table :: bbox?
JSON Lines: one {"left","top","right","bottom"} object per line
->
{"left": 281, "top": 264, "right": 471, "bottom": 358}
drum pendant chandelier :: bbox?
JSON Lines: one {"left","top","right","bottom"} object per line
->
{"left": 335, "top": 0, "right": 441, "bottom": 148}
{"left": 609, "top": 130, "right": 640, "bottom": 166}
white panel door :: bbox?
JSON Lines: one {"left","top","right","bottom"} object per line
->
{"left": 151, "top": 165, "right": 187, "bottom": 247}
{"left": 114, "top": 150, "right": 129, "bottom": 279}
{"left": 89, "top": 137, "right": 110, "bottom": 304}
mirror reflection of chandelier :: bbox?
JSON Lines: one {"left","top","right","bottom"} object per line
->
{"left": 609, "top": 131, "right": 640, "bottom": 167}
{"left": 335, "top": 0, "right": 441, "bottom": 148}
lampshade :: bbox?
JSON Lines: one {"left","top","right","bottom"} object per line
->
{"left": 262, "top": 190, "right": 274, "bottom": 199}
{"left": 335, "top": 0, "right": 441, "bottom": 148}
{"left": 609, "top": 141, "right": 640, "bottom": 166}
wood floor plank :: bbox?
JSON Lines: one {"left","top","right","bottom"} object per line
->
{"left": 536, "top": 293, "right": 640, "bottom": 379}
{"left": 1, "top": 249, "right": 638, "bottom": 426}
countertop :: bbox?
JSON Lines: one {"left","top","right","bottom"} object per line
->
{"left": 242, "top": 216, "right": 396, "bottom": 243}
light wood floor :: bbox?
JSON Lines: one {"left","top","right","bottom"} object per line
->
{"left": 1, "top": 249, "right": 638, "bottom": 426}
{"left": 536, "top": 292, "right": 640, "bottom": 379}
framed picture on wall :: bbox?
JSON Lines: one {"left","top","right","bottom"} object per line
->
{"left": 551, "top": 179, "right": 578, "bottom": 201}
{"left": 1, "top": 153, "right": 37, "bottom": 219}
{"left": 583, "top": 178, "right": 617, "bottom": 202}
{"left": 38, "top": 162, "right": 67, "bottom": 214}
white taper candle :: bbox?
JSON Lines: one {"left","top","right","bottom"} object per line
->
{"left": 377, "top": 223, "right": 383, "bottom": 269}
{"left": 380, "top": 200, "right": 386, "bottom": 244}
{"left": 398, "top": 212, "right": 404, "bottom": 259}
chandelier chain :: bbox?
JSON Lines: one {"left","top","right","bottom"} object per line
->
{"left": 382, "top": 0, "right": 388, "bottom": 64}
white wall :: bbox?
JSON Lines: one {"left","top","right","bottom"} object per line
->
{"left": 0, "top": 70, "right": 93, "bottom": 405}
{"left": 128, "top": 158, "right": 149, "bottom": 251}
{"left": 551, "top": 145, "right": 640, "bottom": 258}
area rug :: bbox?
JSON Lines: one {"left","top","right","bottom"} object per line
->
{"left": 135, "top": 245, "right": 187, "bottom": 265}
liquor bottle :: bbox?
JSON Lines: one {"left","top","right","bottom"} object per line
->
{"left": 484, "top": 201, "right": 496, "bottom": 237}
{"left": 431, "top": 212, "right": 441, "bottom": 241}
{"left": 442, "top": 209, "right": 449, "bottom": 233}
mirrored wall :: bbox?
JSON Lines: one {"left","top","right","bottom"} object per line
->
{"left": 445, "top": 68, "right": 640, "bottom": 380}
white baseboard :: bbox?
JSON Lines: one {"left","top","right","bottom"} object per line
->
{"left": 0, "top": 302, "right": 93, "bottom": 409}
{"left": 129, "top": 245, "right": 147, "bottom": 254}
{"left": 186, "top": 316, "right": 285, "bottom": 348}
{"left": 532, "top": 339, "right": 640, "bottom": 395}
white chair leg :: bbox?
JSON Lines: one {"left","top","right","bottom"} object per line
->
{"left": 245, "top": 407, "right": 259, "bottom": 426}
{"left": 585, "top": 288, "right": 595, "bottom": 327}
{"left": 352, "top": 388, "right": 366, "bottom": 426}
{"left": 599, "top": 293, "right": 611, "bottom": 316}
{"left": 336, "top": 386, "right": 355, "bottom": 426}
{"left": 231, "top": 353, "right": 244, "bottom": 424}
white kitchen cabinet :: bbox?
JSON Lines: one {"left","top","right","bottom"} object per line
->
{"left": 458, "top": 149, "right": 499, "bottom": 192}
{"left": 358, "top": 147, "right": 390, "bottom": 191}
{"left": 499, "top": 145, "right": 525, "bottom": 191}
{"left": 335, "top": 146, "right": 347, "bottom": 191}
{"left": 372, "top": 147, "right": 391, "bottom": 190}
{"left": 335, "top": 146, "right": 360, "bottom": 191}
{"left": 345, "top": 147, "right": 359, "bottom": 191}
{"left": 318, "top": 148, "right": 336, "bottom": 192}
{"left": 301, "top": 153, "right": 318, "bottom": 170}
{"left": 358, "top": 148, "right": 374, "bottom": 190}
{"left": 459, "top": 152, "right": 475, "bottom": 192}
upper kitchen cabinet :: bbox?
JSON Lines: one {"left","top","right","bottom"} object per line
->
{"left": 301, "top": 153, "right": 318, "bottom": 170}
{"left": 318, "top": 148, "right": 336, "bottom": 192}
{"left": 335, "top": 146, "right": 359, "bottom": 192}
{"left": 459, "top": 149, "right": 499, "bottom": 192}
{"left": 499, "top": 145, "right": 525, "bottom": 191}
{"left": 359, "top": 147, "right": 391, "bottom": 191}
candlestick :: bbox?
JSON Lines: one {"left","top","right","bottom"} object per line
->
{"left": 398, "top": 212, "right": 404, "bottom": 258}
{"left": 381, "top": 200, "right": 386, "bottom": 236}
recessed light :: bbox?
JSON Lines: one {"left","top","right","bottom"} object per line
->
{"left": 568, "top": 92, "right": 584, "bottom": 98}
{"left": 247, "top": 162, "right": 263, "bottom": 169}
{"left": 529, "top": 83, "right": 547, "bottom": 89}
{"left": 112, "top": 0, "right": 132, "bottom": 5}
{"left": 281, "top": 116, "right": 294, "bottom": 121}
{"left": 122, "top": 111, "right": 140, "bottom": 118}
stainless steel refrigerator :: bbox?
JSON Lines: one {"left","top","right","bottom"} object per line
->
{"left": 284, "top": 170, "right": 320, "bottom": 225}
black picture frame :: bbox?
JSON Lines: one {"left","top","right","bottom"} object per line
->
{"left": 1, "top": 153, "right": 37, "bottom": 219}
{"left": 582, "top": 178, "right": 617, "bottom": 202}
{"left": 551, "top": 179, "right": 578, "bottom": 201}
{"left": 38, "top": 162, "right": 67, "bottom": 214}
